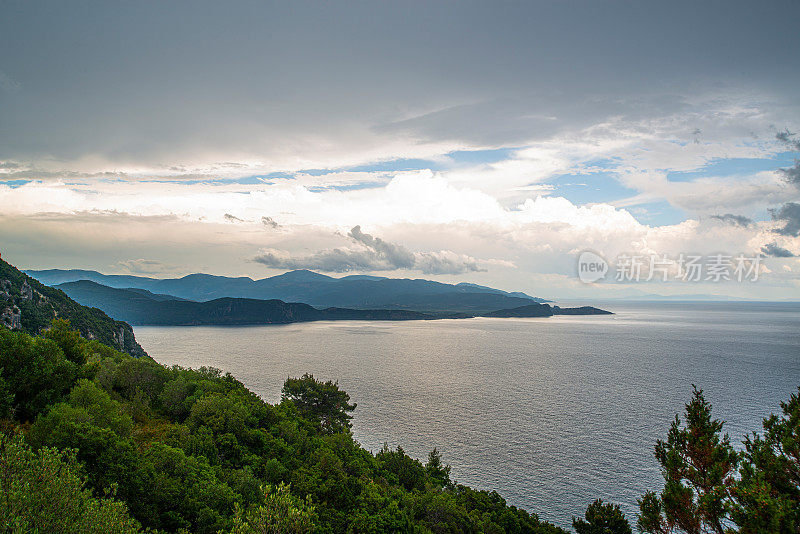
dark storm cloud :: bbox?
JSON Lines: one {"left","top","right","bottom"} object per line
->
{"left": 776, "top": 130, "right": 800, "bottom": 151}
{"left": 761, "top": 242, "right": 795, "bottom": 258}
{"left": 347, "top": 225, "right": 416, "bottom": 269}
{"left": 413, "top": 252, "right": 484, "bottom": 275}
{"left": 770, "top": 202, "right": 800, "bottom": 237}
{"left": 253, "top": 226, "right": 484, "bottom": 274}
{"left": 253, "top": 247, "right": 392, "bottom": 273}
{"left": 1, "top": 1, "right": 798, "bottom": 170}
{"left": 710, "top": 214, "right": 752, "bottom": 227}
{"left": 776, "top": 131, "right": 800, "bottom": 186}
{"left": 781, "top": 165, "right": 800, "bottom": 186}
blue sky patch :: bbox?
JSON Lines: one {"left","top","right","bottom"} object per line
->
{"left": 445, "top": 147, "right": 520, "bottom": 166}
{"left": 666, "top": 151, "right": 798, "bottom": 182}
{"left": 626, "top": 200, "right": 687, "bottom": 226}
{"left": 0, "top": 179, "right": 33, "bottom": 188}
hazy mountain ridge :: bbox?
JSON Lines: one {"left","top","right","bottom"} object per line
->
{"left": 28, "top": 268, "right": 549, "bottom": 312}
{"left": 54, "top": 281, "right": 434, "bottom": 325}
{"left": 54, "top": 280, "right": 610, "bottom": 326}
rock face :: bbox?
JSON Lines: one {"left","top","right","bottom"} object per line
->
{"left": 1, "top": 279, "right": 24, "bottom": 329}
{"left": 1, "top": 306, "right": 21, "bottom": 329}
{"left": 0, "top": 257, "right": 148, "bottom": 358}
{"left": 19, "top": 281, "right": 33, "bottom": 300}
{"left": 0, "top": 280, "right": 11, "bottom": 298}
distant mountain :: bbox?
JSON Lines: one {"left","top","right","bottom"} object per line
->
{"left": 480, "top": 304, "right": 611, "bottom": 318}
{"left": 0, "top": 259, "right": 147, "bottom": 357}
{"left": 28, "top": 268, "right": 548, "bottom": 313}
{"left": 55, "top": 280, "right": 434, "bottom": 325}
{"left": 551, "top": 305, "right": 613, "bottom": 315}
{"left": 123, "top": 287, "right": 189, "bottom": 301}
{"left": 481, "top": 303, "right": 554, "bottom": 318}
{"left": 55, "top": 280, "right": 611, "bottom": 326}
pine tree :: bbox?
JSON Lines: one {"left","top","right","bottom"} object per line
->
{"left": 637, "top": 386, "right": 738, "bottom": 534}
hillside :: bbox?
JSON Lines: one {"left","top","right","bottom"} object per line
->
{"left": 0, "top": 324, "right": 571, "bottom": 534}
{"left": 482, "top": 304, "right": 614, "bottom": 318}
{"left": 55, "top": 281, "right": 434, "bottom": 325}
{"left": 482, "top": 304, "right": 555, "bottom": 318}
{"left": 28, "top": 268, "right": 548, "bottom": 313}
{"left": 0, "top": 258, "right": 147, "bottom": 357}
{"left": 55, "top": 280, "right": 611, "bottom": 325}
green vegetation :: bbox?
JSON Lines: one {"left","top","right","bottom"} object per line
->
{"left": 0, "top": 317, "right": 797, "bottom": 533}
{"left": 572, "top": 500, "right": 631, "bottom": 534}
{"left": 0, "top": 258, "right": 147, "bottom": 358}
{"left": 0, "top": 433, "right": 141, "bottom": 533}
{"left": 228, "top": 483, "right": 317, "bottom": 534}
{"left": 282, "top": 374, "right": 357, "bottom": 434}
{"left": 53, "top": 279, "right": 609, "bottom": 327}
{"left": 637, "top": 386, "right": 800, "bottom": 534}
{"left": 29, "top": 267, "right": 548, "bottom": 313}
{"left": 53, "top": 281, "right": 436, "bottom": 326}
{"left": 0, "top": 322, "right": 567, "bottom": 533}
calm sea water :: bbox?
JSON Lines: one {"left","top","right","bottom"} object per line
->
{"left": 135, "top": 301, "right": 800, "bottom": 528}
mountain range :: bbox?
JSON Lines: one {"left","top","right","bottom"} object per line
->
{"left": 52, "top": 280, "right": 611, "bottom": 326}
{"left": 53, "top": 280, "right": 435, "bottom": 325}
{"left": 27, "top": 268, "right": 548, "bottom": 313}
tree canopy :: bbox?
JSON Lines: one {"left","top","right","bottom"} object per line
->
{"left": 0, "top": 321, "right": 567, "bottom": 533}
{"left": 1, "top": 320, "right": 798, "bottom": 533}
{"left": 572, "top": 499, "right": 631, "bottom": 534}
{"left": 281, "top": 373, "right": 356, "bottom": 434}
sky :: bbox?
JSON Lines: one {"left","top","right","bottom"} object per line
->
{"left": 1, "top": 0, "right": 800, "bottom": 300}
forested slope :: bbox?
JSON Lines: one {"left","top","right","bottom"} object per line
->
{"left": 0, "top": 258, "right": 146, "bottom": 357}
{"left": 0, "top": 323, "right": 569, "bottom": 533}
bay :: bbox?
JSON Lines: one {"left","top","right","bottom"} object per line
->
{"left": 135, "top": 301, "right": 800, "bottom": 528}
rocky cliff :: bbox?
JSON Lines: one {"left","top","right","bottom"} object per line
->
{"left": 0, "top": 257, "right": 147, "bottom": 358}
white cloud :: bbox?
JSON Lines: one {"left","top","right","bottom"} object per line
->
{"left": 254, "top": 225, "right": 495, "bottom": 275}
{"left": 2, "top": 91, "right": 799, "bottom": 298}
{"left": 115, "top": 258, "right": 180, "bottom": 275}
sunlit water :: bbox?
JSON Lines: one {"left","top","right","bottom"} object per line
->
{"left": 135, "top": 301, "right": 800, "bottom": 528}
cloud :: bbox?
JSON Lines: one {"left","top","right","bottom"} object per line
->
{"left": 0, "top": 70, "right": 20, "bottom": 94}
{"left": 413, "top": 250, "right": 486, "bottom": 275}
{"left": 710, "top": 214, "right": 752, "bottom": 227}
{"left": 253, "top": 247, "right": 388, "bottom": 273}
{"left": 761, "top": 242, "right": 795, "bottom": 258}
{"left": 1, "top": 2, "right": 798, "bottom": 180}
{"left": 262, "top": 216, "right": 280, "bottom": 229}
{"left": 347, "top": 225, "right": 416, "bottom": 269}
{"left": 771, "top": 202, "right": 800, "bottom": 237}
{"left": 781, "top": 164, "right": 800, "bottom": 186}
{"left": 114, "top": 258, "right": 177, "bottom": 275}
{"left": 253, "top": 226, "right": 487, "bottom": 274}
{"left": 776, "top": 130, "right": 800, "bottom": 151}
{"left": 3, "top": 189, "right": 796, "bottom": 299}
{"left": 776, "top": 130, "right": 800, "bottom": 186}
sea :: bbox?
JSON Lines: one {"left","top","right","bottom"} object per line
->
{"left": 134, "top": 300, "right": 800, "bottom": 528}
